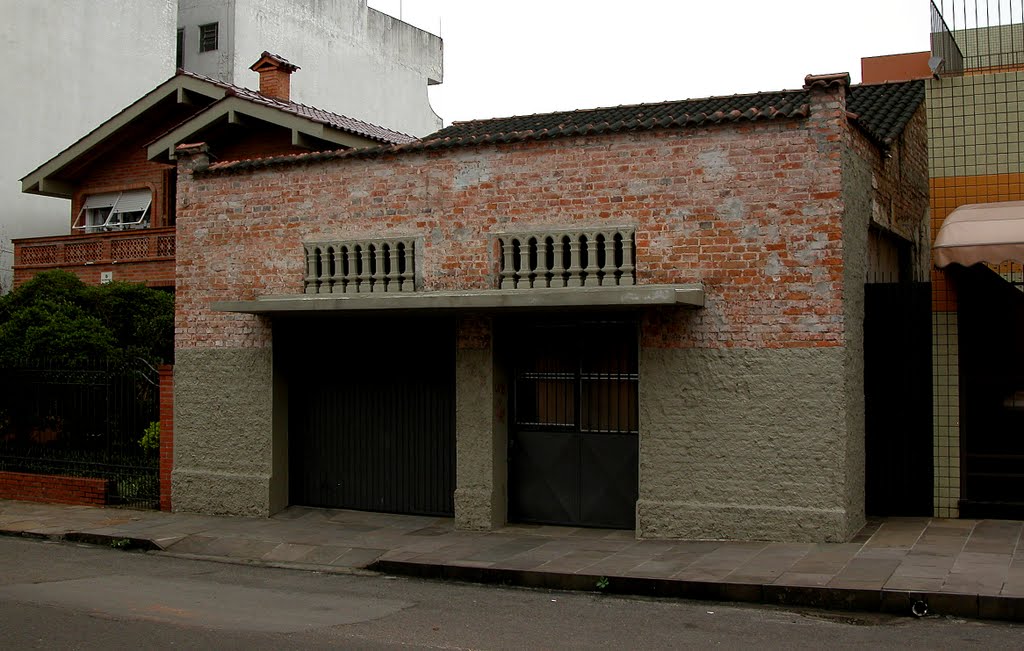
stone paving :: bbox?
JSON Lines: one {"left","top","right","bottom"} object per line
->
{"left": 2, "top": 500, "right": 1024, "bottom": 621}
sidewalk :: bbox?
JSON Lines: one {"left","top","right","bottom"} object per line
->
{"left": 2, "top": 499, "right": 1023, "bottom": 623}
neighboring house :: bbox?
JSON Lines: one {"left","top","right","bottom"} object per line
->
{"left": 863, "top": 1, "right": 1024, "bottom": 521}
{"left": 177, "top": 0, "right": 443, "bottom": 137}
{"left": 2, "top": 0, "right": 442, "bottom": 293}
{"left": 14, "top": 54, "right": 413, "bottom": 289}
{"left": 168, "top": 72, "right": 927, "bottom": 543}
{"left": 0, "top": 0, "right": 177, "bottom": 294}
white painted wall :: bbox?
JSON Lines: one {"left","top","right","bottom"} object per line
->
{"left": 177, "top": 0, "right": 234, "bottom": 82}
{"left": 179, "top": 0, "right": 443, "bottom": 137}
{"left": 0, "top": 0, "right": 176, "bottom": 293}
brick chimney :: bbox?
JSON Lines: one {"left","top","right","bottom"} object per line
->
{"left": 249, "top": 52, "right": 299, "bottom": 101}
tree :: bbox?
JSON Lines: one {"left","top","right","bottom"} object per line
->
{"left": 0, "top": 271, "right": 174, "bottom": 366}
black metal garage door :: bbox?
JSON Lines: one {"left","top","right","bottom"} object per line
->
{"left": 508, "top": 321, "right": 638, "bottom": 529}
{"left": 284, "top": 318, "right": 455, "bottom": 516}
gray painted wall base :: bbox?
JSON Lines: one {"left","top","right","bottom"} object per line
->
{"left": 172, "top": 347, "right": 282, "bottom": 517}
{"left": 636, "top": 500, "right": 851, "bottom": 543}
{"left": 172, "top": 469, "right": 275, "bottom": 517}
{"left": 638, "top": 346, "right": 864, "bottom": 542}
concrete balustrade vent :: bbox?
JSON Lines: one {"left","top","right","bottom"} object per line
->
{"left": 303, "top": 238, "right": 417, "bottom": 294}
{"left": 497, "top": 228, "right": 636, "bottom": 289}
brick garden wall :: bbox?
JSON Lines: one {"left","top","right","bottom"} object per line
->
{"left": 0, "top": 471, "right": 111, "bottom": 506}
{"left": 159, "top": 364, "right": 174, "bottom": 512}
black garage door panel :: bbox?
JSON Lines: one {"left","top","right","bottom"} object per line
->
{"left": 285, "top": 319, "right": 455, "bottom": 516}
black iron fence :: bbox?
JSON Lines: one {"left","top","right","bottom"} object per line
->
{"left": 0, "top": 358, "right": 160, "bottom": 509}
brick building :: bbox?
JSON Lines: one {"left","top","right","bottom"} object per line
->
{"left": 171, "top": 72, "right": 927, "bottom": 543}
{"left": 14, "top": 53, "right": 413, "bottom": 289}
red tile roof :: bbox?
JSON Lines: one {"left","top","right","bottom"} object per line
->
{"left": 179, "top": 70, "right": 415, "bottom": 145}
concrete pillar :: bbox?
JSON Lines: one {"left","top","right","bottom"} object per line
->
{"left": 453, "top": 315, "right": 507, "bottom": 530}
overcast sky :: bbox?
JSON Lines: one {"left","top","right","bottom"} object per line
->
{"left": 367, "top": 0, "right": 932, "bottom": 126}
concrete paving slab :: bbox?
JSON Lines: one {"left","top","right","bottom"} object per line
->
{"left": 5, "top": 499, "right": 1024, "bottom": 623}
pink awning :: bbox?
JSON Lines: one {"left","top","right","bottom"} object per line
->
{"left": 934, "top": 201, "right": 1024, "bottom": 268}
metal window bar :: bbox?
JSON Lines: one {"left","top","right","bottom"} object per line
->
{"left": 199, "top": 22, "right": 218, "bottom": 52}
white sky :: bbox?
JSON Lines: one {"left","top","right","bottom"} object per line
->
{"left": 367, "top": 0, "right": 932, "bottom": 126}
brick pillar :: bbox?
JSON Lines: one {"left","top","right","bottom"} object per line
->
{"left": 158, "top": 364, "right": 174, "bottom": 512}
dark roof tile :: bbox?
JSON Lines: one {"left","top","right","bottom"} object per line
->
{"left": 423, "top": 90, "right": 811, "bottom": 147}
{"left": 847, "top": 79, "right": 925, "bottom": 146}
{"left": 206, "top": 80, "right": 925, "bottom": 174}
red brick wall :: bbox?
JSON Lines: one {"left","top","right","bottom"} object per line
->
{"left": 13, "top": 259, "right": 175, "bottom": 289}
{"left": 174, "top": 83, "right": 922, "bottom": 353}
{"left": 211, "top": 125, "right": 307, "bottom": 163}
{"left": 159, "top": 364, "right": 174, "bottom": 512}
{"left": 0, "top": 471, "right": 111, "bottom": 506}
{"left": 12, "top": 227, "right": 177, "bottom": 289}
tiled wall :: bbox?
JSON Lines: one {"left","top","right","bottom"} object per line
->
{"left": 926, "top": 19, "right": 1024, "bottom": 518}
{"left": 927, "top": 72, "right": 1024, "bottom": 179}
{"left": 932, "top": 309, "right": 961, "bottom": 517}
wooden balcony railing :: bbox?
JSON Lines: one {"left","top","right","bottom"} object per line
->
{"left": 14, "top": 227, "right": 176, "bottom": 268}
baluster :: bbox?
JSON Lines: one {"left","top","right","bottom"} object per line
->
{"left": 551, "top": 234, "right": 567, "bottom": 287}
{"left": 527, "top": 237, "right": 539, "bottom": 288}
{"left": 339, "top": 246, "right": 351, "bottom": 293}
{"left": 567, "top": 234, "right": 582, "bottom": 287}
{"left": 541, "top": 236, "right": 553, "bottom": 287}
{"left": 400, "top": 241, "right": 415, "bottom": 291}
{"left": 324, "top": 247, "right": 334, "bottom": 293}
{"left": 371, "top": 244, "right": 382, "bottom": 292}
{"left": 499, "top": 238, "right": 515, "bottom": 289}
{"left": 582, "top": 233, "right": 597, "bottom": 287}
{"left": 330, "top": 246, "right": 343, "bottom": 294}
{"left": 601, "top": 233, "right": 612, "bottom": 286}
{"left": 304, "top": 245, "right": 319, "bottom": 294}
{"left": 620, "top": 231, "right": 636, "bottom": 285}
{"left": 387, "top": 243, "right": 399, "bottom": 292}
{"left": 356, "top": 244, "right": 369, "bottom": 293}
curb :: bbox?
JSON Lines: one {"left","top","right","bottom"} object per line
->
{"left": 0, "top": 528, "right": 159, "bottom": 551}
{"left": 368, "top": 559, "right": 1024, "bottom": 624}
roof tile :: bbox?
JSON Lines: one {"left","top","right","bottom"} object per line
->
{"left": 181, "top": 70, "right": 414, "bottom": 145}
{"left": 206, "top": 79, "right": 925, "bottom": 173}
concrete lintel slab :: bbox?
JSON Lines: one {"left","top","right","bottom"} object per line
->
{"left": 213, "top": 284, "right": 704, "bottom": 315}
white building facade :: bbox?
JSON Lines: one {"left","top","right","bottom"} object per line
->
{"left": 0, "top": 0, "right": 177, "bottom": 293}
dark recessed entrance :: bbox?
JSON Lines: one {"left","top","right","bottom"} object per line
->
{"left": 508, "top": 320, "right": 639, "bottom": 529}
{"left": 282, "top": 317, "right": 455, "bottom": 517}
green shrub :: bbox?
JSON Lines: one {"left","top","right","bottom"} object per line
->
{"left": 139, "top": 421, "right": 160, "bottom": 452}
{"left": 0, "top": 270, "right": 173, "bottom": 366}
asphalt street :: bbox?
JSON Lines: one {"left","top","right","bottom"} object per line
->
{"left": 0, "top": 536, "right": 1021, "bottom": 649}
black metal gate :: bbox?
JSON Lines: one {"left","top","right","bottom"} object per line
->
{"left": 508, "top": 321, "right": 638, "bottom": 529}
{"left": 284, "top": 318, "right": 455, "bottom": 516}
{"left": 0, "top": 359, "right": 161, "bottom": 509}
{"left": 956, "top": 265, "right": 1024, "bottom": 518}
{"left": 864, "top": 281, "right": 933, "bottom": 516}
